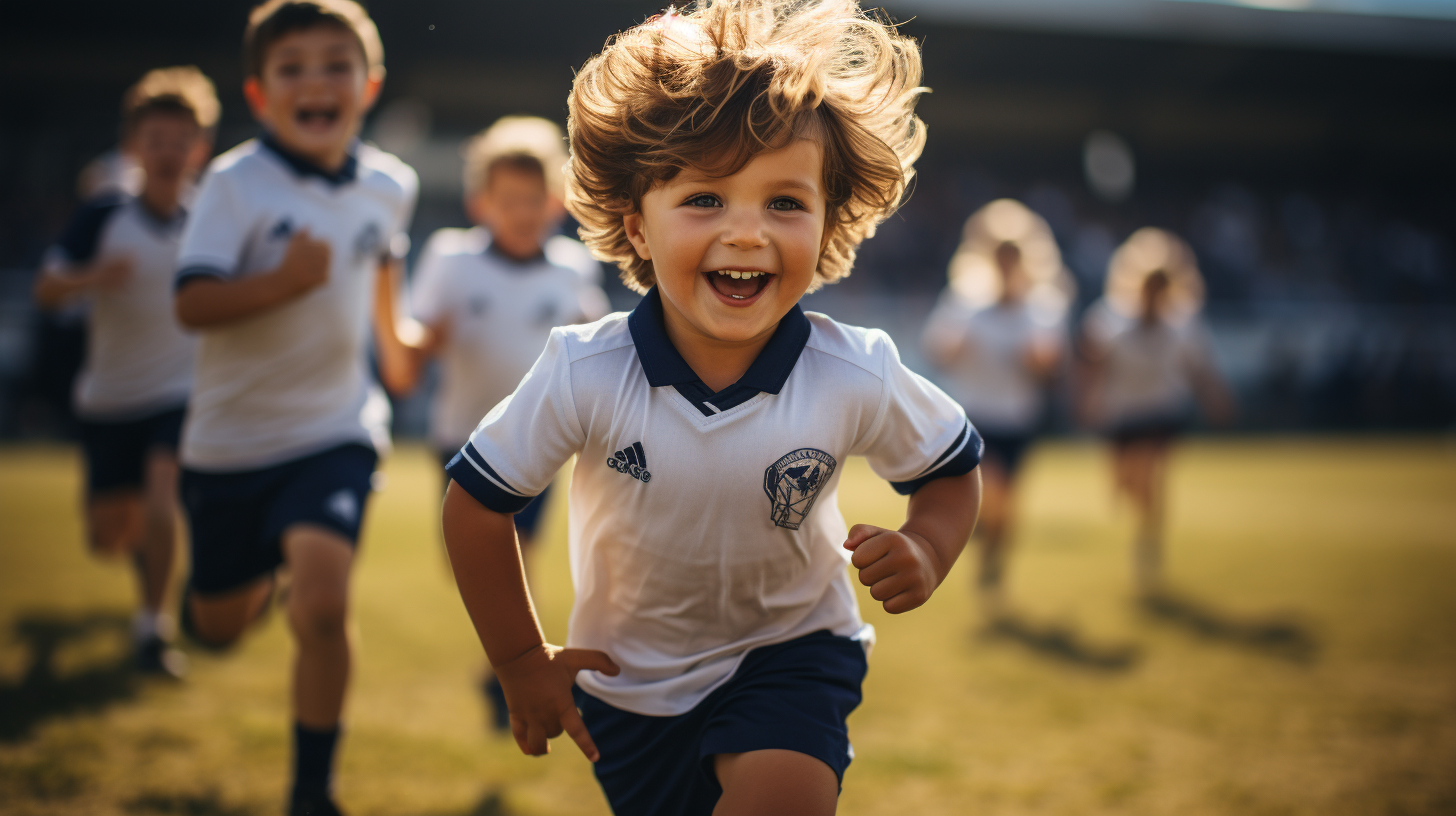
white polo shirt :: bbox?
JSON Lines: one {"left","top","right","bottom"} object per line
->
{"left": 922, "top": 294, "right": 1065, "bottom": 435}
{"left": 410, "top": 227, "right": 609, "bottom": 450}
{"left": 175, "top": 135, "right": 418, "bottom": 470}
{"left": 447, "top": 287, "right": 982, "bottom": 716}
{"left": 1082, "top": 298, "right": 1215, "bottom": 426}
{"left": 46, "top": 195, "right": 195, "bottom": 420}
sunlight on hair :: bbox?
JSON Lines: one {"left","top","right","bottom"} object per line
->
{"left": 566, "top": 0, "right": 927, "bottom": 293}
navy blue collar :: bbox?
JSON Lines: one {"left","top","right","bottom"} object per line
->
{"left": 260, "top": 131, "right": 359, "bottom": 186}
{"left": 485, "top": 241, "right": 547, "bottom": 266}
{"left": 627, "top": 287, "right": 811, "bottom": 414}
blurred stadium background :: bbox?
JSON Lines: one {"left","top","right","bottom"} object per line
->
{"left": 1, "top": 2, "right": 1454, "bottom": 815}
{"left": 2, "top": 0, "right": 1454, "bottom": 436}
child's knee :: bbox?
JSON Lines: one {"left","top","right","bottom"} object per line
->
{"left": 288, "top": 587, "right": 349, "bottom": 641}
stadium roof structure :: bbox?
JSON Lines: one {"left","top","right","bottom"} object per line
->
{"left": 895, "top": 0, "right": 1456, "bottom": 57}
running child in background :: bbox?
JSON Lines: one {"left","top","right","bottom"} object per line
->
{"left": 922, "top": 199, "right": 1071, "bottom": 622}
{"left": 372, "top": 115, "right": 609, "bottom": 730}
{"left": 33, "top": 66, "right": 220, "bottom": 678}
{"left": 1079, "top": 227, "right": 1233, "bottom": 597}
{"left": 441, "top": 3, "right": 981, "bottom": 814}
{"left": 170, "top": 2, "right": 416, "bottom": 814}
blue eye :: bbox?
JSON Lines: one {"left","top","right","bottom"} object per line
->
{"left": 769, "top": 198, "right": 803, "bottom": 211}
{"left": 685, "top": 194, "right": 720, "bottom": 208}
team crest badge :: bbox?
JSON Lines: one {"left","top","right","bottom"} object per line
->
{"left": 763, "top": 448, "right": 836, "bottom": 530}
{"left": 352, "top": 222, "right": 382, "bottom": 264}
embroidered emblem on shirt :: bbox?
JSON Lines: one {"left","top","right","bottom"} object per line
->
{"left": 607, "top": 441, "right": 651, "bottom": 483}
{"left": 764, "top": 448, "right": 837, "bottom": 530}
{"left": 325, "top": 489, "right": 359, "bottom": 525}
{"left": 269, "top": 217, "right": 294, "bottom": 240}
{"left": 352, "top": 222, "right": 382, "bottom": 264}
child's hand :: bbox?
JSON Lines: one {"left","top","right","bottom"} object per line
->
{"left": 273, "top": 230, "right": 331, "bottom": 297}
{"left": 493, "top": 642, "right": 620, "bottom": 762}
{"left": 844, "top": 524, "right": 945, "bottom": 614}
{"left": 88, "top": 257, "right": 134, "bottom": 291}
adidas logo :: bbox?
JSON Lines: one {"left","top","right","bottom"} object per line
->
{"left": 607, "top": 441, "right": 651, "bottom": 483}
{"left": 325, "top": 489, "right": 358, "bottom": 524}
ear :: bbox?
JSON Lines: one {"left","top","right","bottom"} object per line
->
{"left": 361, "top": 69, "right": 385, "bottom": 113}
{"left": 243, "top": 77, "right": 267, "bottom": 121}
{"left": 623, "top": 211, "right": 652, "bottom": 261}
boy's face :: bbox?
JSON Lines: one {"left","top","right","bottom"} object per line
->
{"left": 470, "top": 163, "right": 563, "bottom": 261}
{"left": 129, "top": 112, "right": 206, "bottom": 189}
{"left": 244, "top": 24, "right": 380, "bottom": 168}
{"left": 624, "top": 139, "right": 826, "bottom": 347}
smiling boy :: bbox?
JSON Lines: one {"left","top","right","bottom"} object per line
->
{"left": 34, "top": 66, "right": 219, "bottom": 679}
{"left": 440, "top": 2, "right": 982, "bottom": 815}
{"left": 170, "top": 2, "right": 416, "bottom": 814}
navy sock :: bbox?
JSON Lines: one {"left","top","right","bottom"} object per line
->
{"left": 292, "top": 722, "right": 340, "bottom": 800}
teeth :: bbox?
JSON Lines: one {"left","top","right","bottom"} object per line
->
{"left": 715, "top": 270, "right": 765, "bottom": 278}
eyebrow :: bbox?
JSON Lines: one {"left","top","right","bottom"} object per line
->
{"left": 670, "top": 174, "right": 821, "bottom": 195}
{"left": 777, "top": 180, "right": 820, "bottom": 195}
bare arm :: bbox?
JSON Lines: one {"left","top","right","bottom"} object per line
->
{"left": 371, "top": 258, "right": 443, "bottom": 396}
{"left": 33, "top": 257, "right": 132, "bottom": 311}
{"left": 441, "top": 482, "right": 618, "bottom": 760}
{"left": 1189, "top": 346, "right": 1236, "bottom": 426}
{"left": 174, "top": 230, "right": 330, "bottom": 330}
{"left": 845, "top": 469, "right": 982, "bottom": 614}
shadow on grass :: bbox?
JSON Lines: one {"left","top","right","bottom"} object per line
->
{"left": 1139, "top": 588, "right": 1320, "bottom": 662}
{"left": 418, "top": 788, "right": 511, "bottom": 816}
{"left": 979, "top": 612, "right": 1141, "bottom": 672}
{"left": 0, "top": 609, "right": 139, "bottom": 742}
{"left": 123, "top": 789, "right": 257, "bottom": 816}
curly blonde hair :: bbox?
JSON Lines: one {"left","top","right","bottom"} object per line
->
{"left": 566, "top": 0, "right": 927, "bottom": 293}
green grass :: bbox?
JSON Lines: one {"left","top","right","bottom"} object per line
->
{"left": 1, "top": 438, "right": 1454, "bottom": 815}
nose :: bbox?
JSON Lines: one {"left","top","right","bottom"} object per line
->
{"left": 719, "top": 206, "right": 768, "bottom": 250}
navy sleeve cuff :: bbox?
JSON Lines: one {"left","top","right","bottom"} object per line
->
{"left": 175, "top": 264, "right": 230, "bottom": 292}
{"left": 445, "top": 445, "right": 535, "bottom": 514}
{"left": 890, "top": 421, "right": 984, "bottom": 496}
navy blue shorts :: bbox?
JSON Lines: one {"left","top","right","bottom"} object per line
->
{"left": 574, "top": 629, "right": 868, "bottom": 816}
{"left": 979, "top": 430, "right": 1033, "bottom": 477}
{"left": 77, "top": 405, "right": 186, "bottom": 496}
{"left": 181, "top": 444, "right": 377, "bottom": 596}
{"left": 1109, "top": 413, "right": 1187, "bottom": 447}
{"left": 438, "top": 448, "right": 551, "bottom": 540}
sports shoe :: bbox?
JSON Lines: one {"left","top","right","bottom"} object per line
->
{"left": 289, "top": 792, "right": 346, "bottom": 816}
{"left": 134, "top": 635, "right": 188, "bottom": 679}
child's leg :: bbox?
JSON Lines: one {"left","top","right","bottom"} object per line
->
{"left": 281, "top": 524, "right": 354, "bottom": 806}
{"left": 1120, "top": 440, "right": 1170, "bottom": 593}
{"left": 135, "top": 449, "right": 180, "bottom": 617}
{"left": 281, "top": 525, "right": 354, "bottom": 730}
{"left": 973, "top": 456, "right": 1010, "bottom": 616}
{"left": 712, "top": 749, "right": 838, "bottom": 816}
{"left": 185, "top": 578, "right": 276, "bottom": 646}
{"left": 85, "top": 493, "right": 144, "bottom": 557}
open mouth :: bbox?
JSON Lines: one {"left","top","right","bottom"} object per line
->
{"left": 295, "top": 106, "right": 341, "bottom": 129}
{"left": 705, "top": 269, "right": 774, "bottom": 303}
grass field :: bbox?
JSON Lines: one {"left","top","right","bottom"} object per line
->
{"left": 1, "top": 438, "right": 1454, "bottom": 816}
